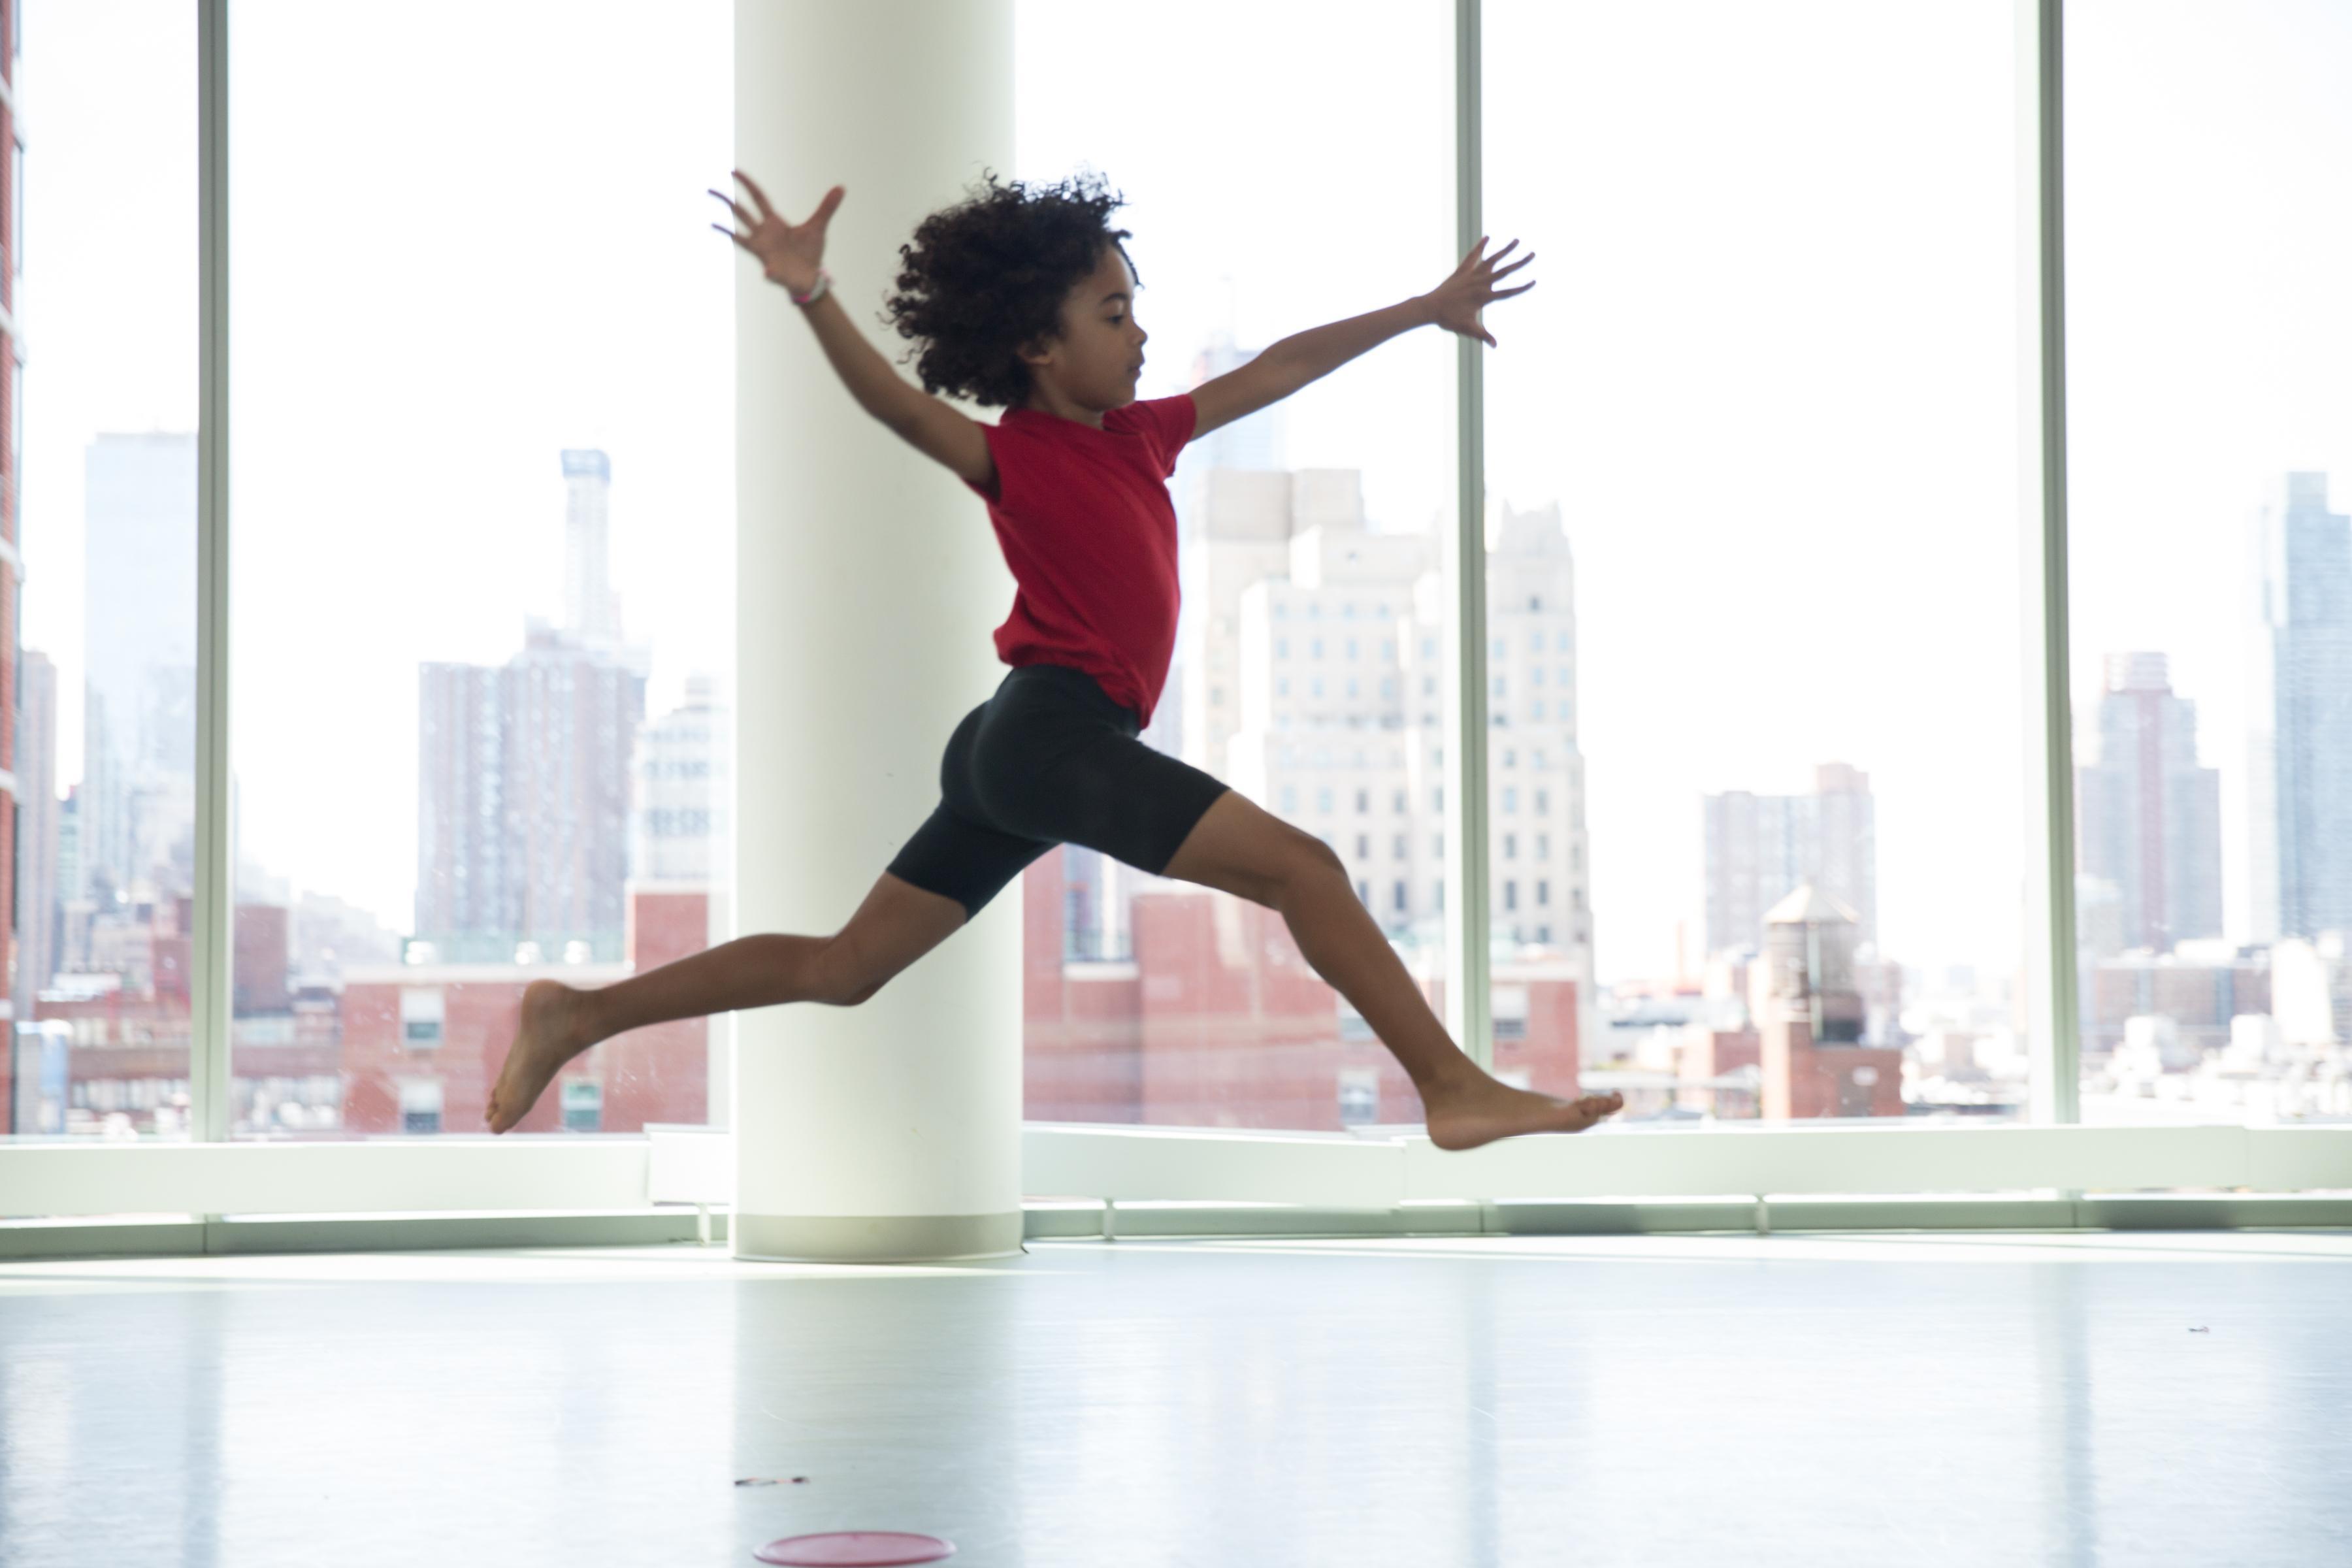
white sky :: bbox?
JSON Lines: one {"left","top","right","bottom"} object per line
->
{"left": 22, "top": 1, "right": 2352, "bottom": 987}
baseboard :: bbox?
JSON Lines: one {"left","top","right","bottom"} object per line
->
{"left": 5, "top": 1195, "right": 2348, "bottom": 1262}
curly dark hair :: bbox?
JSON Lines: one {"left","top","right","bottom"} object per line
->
{"left": 881, "top": 167, "right": 1138, "bottom": 412}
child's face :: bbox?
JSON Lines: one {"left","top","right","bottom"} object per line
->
{"left": 1024, "top": 243, "right": 1149, "bottom": 408}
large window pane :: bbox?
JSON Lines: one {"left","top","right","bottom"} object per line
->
{"left": 1016, "top": 0, "right": 1460, "bottom": 1132}
{"left": 1488, "top": 0, "right": 2027, "bottom": 1123}
{"left": 2067, "top": 1, "right": 2352, "bottom": 1124}
{"left": 227, "top": 3, "right": 732, "bottom": 1137}
{"left": 8, "top": 3, "right": 197, "bottom": 1142}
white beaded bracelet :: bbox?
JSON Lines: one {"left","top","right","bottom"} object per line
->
{"left": 789, "top": 268, "right": 832, "bottom": 307}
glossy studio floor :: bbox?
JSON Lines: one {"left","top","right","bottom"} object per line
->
{"left": 3, "top": 1226, "right": 2349, "bottom": 1566}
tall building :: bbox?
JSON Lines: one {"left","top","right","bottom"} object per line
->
{"left": 561, "top": 448, "right": 623, "bottom": 647}
{"left": 82, "top": 431, "right": 198, "bottom": 908}
{"left": 2247, "top": 470, "right": 2352, "bottom": 942}
{"left": 55, "top": 787, "right": 90, "bottom": 972}
{"left": 14, "top": 649, "right": 56, "bottom": 1013}
{"left": 1222, "top": 490, "right": 1599, "bottom": 1043}
{"left": 414, "top": 449, "right": 647, "bottom": 962}
{"left": 2074, "top": 651, "right": 2223, "bottom": 952}
{"left": 1703, "top": 764, "right": 1879, "bottom": 958}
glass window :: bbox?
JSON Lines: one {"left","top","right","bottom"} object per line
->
{"left": 1489, "top": 0, "right": 2023, "bottom": 1120}
{"left": 1025, "top": 3, "right": 1455, "bottom": 1134}
{"left": 12, "top": 3, "right": 199, "bottom": 1141}
{"left": 226, "top": 5, "right": 733, "bottom": 1137}
{"left": 2066, "top": 2, "right": 2351, "bottom": 1125}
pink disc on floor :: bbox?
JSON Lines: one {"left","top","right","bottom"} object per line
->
{"left": 753, "top": 1531, "right": 955, "bottom": 1566}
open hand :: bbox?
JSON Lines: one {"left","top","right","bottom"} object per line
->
{"left": 1423, "top": 236, "right": 1535, "bottom": 348}
{"left": 710, "top": 170, "right": 839, "bottom": 293}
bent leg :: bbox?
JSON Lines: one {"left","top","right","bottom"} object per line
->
{"left": 584, "top": 871, "right": 967, "bottom": 1040}
{"left": 486, "top": 872, "right": 966, "bottom": 1134}
{"left": 1160, "top": 791, "right": 1624, "bottom": 1150}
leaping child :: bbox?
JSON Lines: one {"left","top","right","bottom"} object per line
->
{"left": 485, "top": 167, "right": 1624, "bottom": 1147}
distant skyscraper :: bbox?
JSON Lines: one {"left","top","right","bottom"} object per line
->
{"left": 14, "top": 649, "right": 57, "bottom": 1011}
{"left": 1703, "top": 765, "right": 1879, "bottom": 958}
{"left": 82, "top": 431, "right": 198, "bottom": 906}
{"left": 416, "top": 627, "right": 647, "bottom": 962}
{"left": 415, "top": 450, "right": 648, "bottom": 961}
{"left": 56, "top": 787, "right": 90, "bottom": 972}
{"left": 2074, "top": 651, "right": 2223, "bottom": 952}
{"left": 2247, "top": 470, "right": 2352, "bottom": 942}
{"left": 416, "top": 662, "right": 509, "bottom": 953}
{"left": 561, "top": 448, "right": 623, "bottom": 647}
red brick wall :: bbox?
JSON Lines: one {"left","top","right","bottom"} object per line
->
{"left": 1761, "top": 1015, "right": 1905, "bottom": 1119}
{"left": 338, "top": 888, "right": 713, "bottom": 1134}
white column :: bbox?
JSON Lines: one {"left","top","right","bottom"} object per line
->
{"left": 733, "top": 1, "right": 1021, "bottom": 1261}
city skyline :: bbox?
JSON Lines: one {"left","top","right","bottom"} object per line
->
{"left": 26, "top": 425, "right": 2345, "bottom": 985}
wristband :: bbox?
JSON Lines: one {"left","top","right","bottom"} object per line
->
{"left": 789, "top": 268, "right": 832, "bottom": 307}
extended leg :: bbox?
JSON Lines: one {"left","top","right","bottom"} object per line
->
{"left": 1160, "top": 791, "right": 1622, "bottom": 1151}
{"left": 485, "top": 872, "right": 967, "bottom": 1133}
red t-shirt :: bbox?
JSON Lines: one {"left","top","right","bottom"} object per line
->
{"left": 961, "top": 392, "right": 1198, "bottom": 727}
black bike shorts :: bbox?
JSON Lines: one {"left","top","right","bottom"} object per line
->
{"left": 884, "top": 662, "right": 1232, "bottom": 920}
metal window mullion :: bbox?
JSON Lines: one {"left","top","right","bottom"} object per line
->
{"left": 1444, "top": 0, "right": 1492, "bottom": 1074}
{"left": 193, "top": 0, "right": 233, "bottom": 1145}
{"left": 2022, "top": 0, "right": 2081, "bottom": 1126}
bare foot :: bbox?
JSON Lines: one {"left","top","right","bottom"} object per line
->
{"left": 485, "top": 979, "right": 595, "bottom": 1134}
{"left": 1421, "top": 1073, "right": 1625, "bottom": 1152}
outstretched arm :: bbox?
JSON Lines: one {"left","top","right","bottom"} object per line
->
{"left": 715, "top": 171, "right": 994, "bottom": 486}
{"left": 1190, "top": 237, "right": 1535, "bottom": 440}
